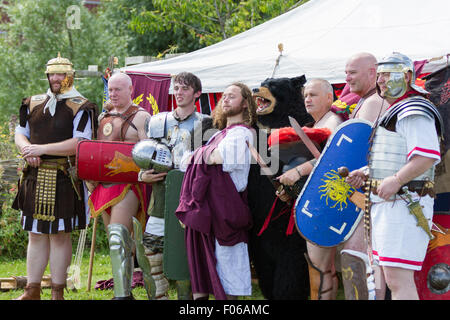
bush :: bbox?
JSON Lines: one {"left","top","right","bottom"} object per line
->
{"left": 0, "top": 114, "right": 109, "bottom": 257}
{"left": 72, "top": 216, "right": 110, "bottom": 255}
{"left": 0, "top": 194, "right": 29, "bottom": 259}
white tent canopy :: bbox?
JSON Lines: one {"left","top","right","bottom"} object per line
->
{"left": 124, "top": 0, "right": 450, "bottom": 93}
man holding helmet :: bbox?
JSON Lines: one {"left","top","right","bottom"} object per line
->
{"left": 346, "top": 52, "right": 443, "bottom": 299}
{"left": 13, "top": 53, "right": 98, "bottom": 300}
{"left": 136, "top": 72, "right": 212, "bottom": 299}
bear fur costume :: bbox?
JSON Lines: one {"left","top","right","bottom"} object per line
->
{"left": 248, "top": 76, "right": 314, "bottom": 300}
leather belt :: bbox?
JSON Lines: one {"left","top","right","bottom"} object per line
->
{"left": 368, "top": 179, "right": 435, "bottom": 198}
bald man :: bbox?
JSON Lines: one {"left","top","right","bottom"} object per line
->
{"left": 343, "top": 53, "right": 389, "bottom": 300}
{"left": 278, "top": 79, "right": 343, "bottom": 300}
{"left": 345, "top": 52, "right": 387, "bottom": 122}
{"left": 88, "top": 72, "right": 150, "bottom": 299}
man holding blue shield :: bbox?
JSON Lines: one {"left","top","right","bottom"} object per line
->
{"left": 278, "top": 79, "right": 343, "bottom": 300}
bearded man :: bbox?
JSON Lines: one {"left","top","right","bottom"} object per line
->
{"left": 13, "top": 53, "right": 98, "bottom": 300}
{"left": 176, "top": 82, "right": 257, "bottom": 300}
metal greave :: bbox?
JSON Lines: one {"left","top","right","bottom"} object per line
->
{"left": 108, "top": 223, "right": 134, "bottom": 298}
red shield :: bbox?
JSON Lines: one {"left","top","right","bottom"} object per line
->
{"left": 76, "top": 140, "right": 140, "bottom": 183}
{"left": 414, "top": 213, "right": 450, "bottom": 300}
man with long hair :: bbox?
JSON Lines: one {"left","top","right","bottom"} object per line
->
{"left": 176, "top": 82, "right": 257, "bottom": 300}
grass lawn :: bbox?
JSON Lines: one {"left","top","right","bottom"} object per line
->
{"left": 0, "top": 253, "right": 265, "bottom": 300}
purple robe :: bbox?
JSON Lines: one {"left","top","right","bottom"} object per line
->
{"left": 175, "top": 124, "right": 253, "bottom": 300}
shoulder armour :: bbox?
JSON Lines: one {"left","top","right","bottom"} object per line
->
{"left": 66, "top": 97, "right": 88, "bottom": 116}
{"left": 148, "top": 112, "right": 169, "bottom": 139}
{"left": 29, "top": 94, "right": 48, "bottom": 113}
{"left": 380, "top": 96, "right": 444, "bottom": 137}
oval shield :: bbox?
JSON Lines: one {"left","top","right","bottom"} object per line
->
{"left": 294, "top": 119, "right": 372, "bottom": 247}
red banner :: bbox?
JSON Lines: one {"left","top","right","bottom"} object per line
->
{"left": 168, "top": 92, "right": 222, "bottom": 115}
{"left": 126, "top": 71, "right": 172, "bottom": 115}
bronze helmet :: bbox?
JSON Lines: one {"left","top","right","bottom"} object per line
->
{"left": 45, "top": 52, "right": 75, "bottom": 93}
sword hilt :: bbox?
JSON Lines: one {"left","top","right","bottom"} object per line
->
{"left": 401, "top": 186, "right": 414, "bottom": 202}
{"left": 338, "top": 166, "right": 349, "bottom": 177}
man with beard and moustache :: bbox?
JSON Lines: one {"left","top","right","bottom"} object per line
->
{"left": 175, "top": 82, "right": 257, "bottom": 300}
{"left": 13, "top": 53, "right": 98, "bottom": 300}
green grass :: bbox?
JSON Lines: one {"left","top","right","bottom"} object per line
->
{"left": 0, "top": 253, "right": 265, "bottom": 300}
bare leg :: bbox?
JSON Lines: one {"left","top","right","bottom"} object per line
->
{"left": 27, "top": 232, "right": 50, "bottom": 283}
{"left": 373, "top": 265, "right": 386, "bottom": 299}
{"left": 109, "top": 189, "right": 139, "bottom": 231}
{"left": 342, "top": 219, "right": 366, "bottom": 252}
{"left": 383, "top": 266, "right": 419, "bottom": 300}
{"left": 306, "top": 242, "right": 337, "bottom": 300}
{"left": 49, "top": 232, "right": 72, "bottom": 285}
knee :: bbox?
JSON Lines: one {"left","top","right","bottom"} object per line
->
{"left": 50, "top": 232, "right": 71, "bottom": 246}
{"left": 383, "top": 269, "right": 413, "bottom": 293}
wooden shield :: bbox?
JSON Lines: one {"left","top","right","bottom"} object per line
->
{"left": 163, "top": 169, "right": 190, "bottom": 280}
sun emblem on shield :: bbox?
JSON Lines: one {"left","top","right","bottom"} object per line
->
{"left": 318, "top": 169, "right": 355, "bottom": 211}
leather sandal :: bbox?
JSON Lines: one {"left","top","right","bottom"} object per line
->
{"left": 14, "top": 282, "right": 41, "bottom": 300}
{"left": 51, "top": 283, "right": 66, "bottom": 300}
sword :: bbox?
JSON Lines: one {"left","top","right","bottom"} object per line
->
{"left": 246, "top": 141, "right": 300, "bottom": 199}
{"left": 246, "top": 141, "right": 281, "bottom": 190}
{"left": 288, "top": 116, "right": 321, "bottom": 159}
{"left": 337, "top": 167, "right": 366, "bottom": 211}
{"left": 401, "top": 186, "right": 434, "bottom": 240}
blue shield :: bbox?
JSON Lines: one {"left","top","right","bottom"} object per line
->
{"left": 294, "top": 119, "right": 372, "bottom": 247}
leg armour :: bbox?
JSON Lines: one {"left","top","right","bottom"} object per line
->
{"left": 108, "top": 223, "right": 134, "bottom": 299}
{"left": 146, "top": 251, "right": 169, "bottom": 299}
{"left": 133, "top": 217, "right": 156, "bottom": 300}
{"left": 304, "top": 253, "right": 333, "bottom": 300}
{"left": 340, "top": 249, "right": 376, "bottom": 300}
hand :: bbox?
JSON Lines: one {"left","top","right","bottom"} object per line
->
{"left": 139, "top": 169, "right": 167, "bottom": 183}
{"left": 21, "top": 144, "right": 46, "bottom": 158}
{"left": 275, "top": 187, "right": 291, "bottom": 203}
{"left": 277, "top": 167, "right": 300, "bottom": 186}
{"left": 345, "top": 169, "right": 367, "bottom": 189}
{"left": 25, "top": 156, "right": 41, "bottom": 168}
{"left": 85, "top": 180, "right": 99, "bottom": 193}
{"left": 376, "top": 175, "right": 402, "bottom": 200}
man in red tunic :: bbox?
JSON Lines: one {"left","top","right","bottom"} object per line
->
{"left": 88, "top": 72, "right": 150, "bottom": 299}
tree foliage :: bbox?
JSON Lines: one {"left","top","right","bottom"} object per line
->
{"left": 0, "top": 0, "right": 308, "bottom": 116}
{"left": 0, "top": 0, "right": 127, "bottom": 114}
{"left": 129, "top": 0, "right": 305, "bottom": 49}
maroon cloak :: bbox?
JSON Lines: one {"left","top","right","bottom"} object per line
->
{"left": 175, "top": 124, "right": 253, "bottom": 300}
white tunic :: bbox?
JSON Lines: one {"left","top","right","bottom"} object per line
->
{"left": 371, "top": 113, "right": 440, "bottom": 270}
{"left": 214, "top": 126, "right": 253, "bottom": 296}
